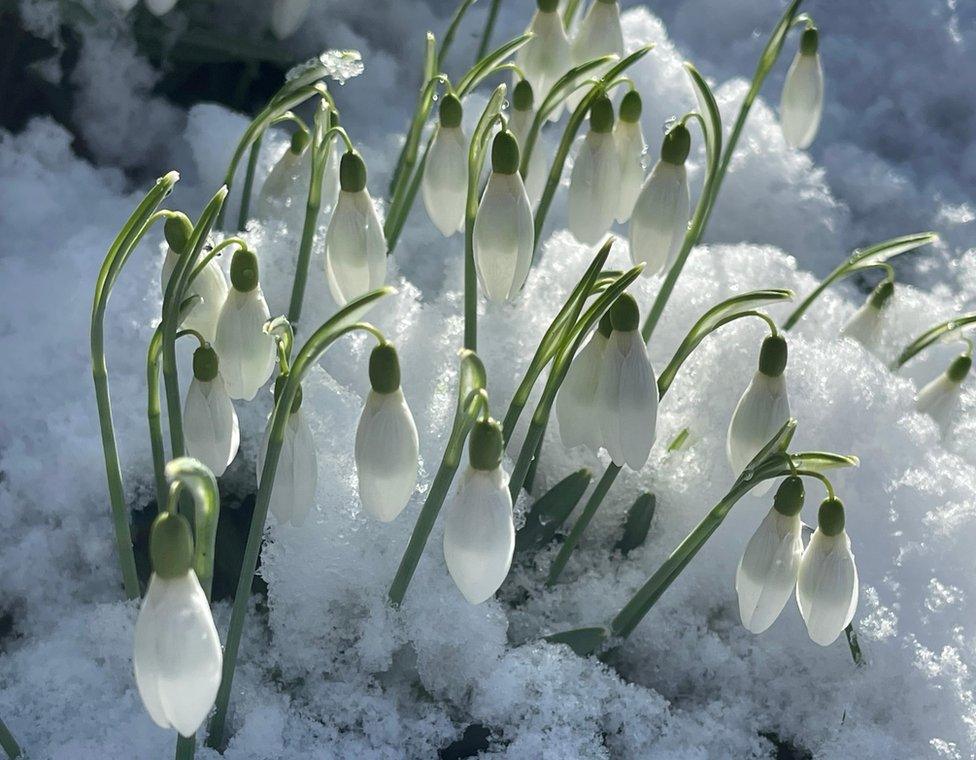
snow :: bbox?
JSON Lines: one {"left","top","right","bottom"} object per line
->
{"left": 3, "top": 0, "right": 976, "bottom": 757}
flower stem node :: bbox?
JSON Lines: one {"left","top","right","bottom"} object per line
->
{"left": 340, "top": 150, "right": 368, "bottom": 193}
{"left": 470, "top": 418, "right": 504, "bottom": 471}
{"left": 163, "top": 213, "right": 193, "bottom": 256}
{"left": 589, "top": 94, "right": 615, "bottom": 134}
{"left": 610, "top": 293, "right": 640, "bottom": 332}
{"left": 149, "top": 512, "right": 194, "bottom": 579}
{"left": 439, "top": 93, "right": 463, "bottom": 128}
{"left": 273, "top": 374, "right": 304, "bottom": 412}
{"left": 758, "top": 334, "right": 788, "bottom": 377}
{"left": 192, "top": 345, "right": 220, "bottom": 382}
{"left": 230, "top": 248, "right": 259, "bottom": 292}
{"left": 661, "top": 124, "right": 691, "bottom": 165}
{"left": 290, "top": 128, "right": 311, "bottom": 155}
{"left": 817, "top": 497, "right": 845, "bottom": 536}
{"left": 800, "top": 27, "right": 819, "bottom": 56}
{"left": 773, "top": 475, "right": 805, "bottom": 517}
{"left": 948, "top": 354, "right": 972, "bottom": 383}
{"left": 513, "top": 79, "right": 534, "bottom": 112}
{"left": 369, "top": 342, "right": 401, "bottom": 394}
{"left": 869, "top": 279, "right": 895, "bottom": 309}
{"left": 491, "top": 130, "right": 521, "bottom": 175}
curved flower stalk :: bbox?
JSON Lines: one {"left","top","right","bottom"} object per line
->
{"left": 183, "top": 344, "right": 240, "bottom": 477}
{"left": 895, "top": 312, "right": 976, "bottom": 369}
{"left": 915, "top": 353, "right": 971, "bottom": 434}
{"left": 614, "top": 90, "right": 646, "bottom": 223}
{"left": 271, "top": 0, "right": 312, "bottom": 40}
{"left": 629, "top": 123, "right": 691, "bottom": 276}
{"left": 780, "top": 27, "right": 823, "bottom": 149}
{"left": 255, "top": 128, "right": 313, "bottom": 223}
{"left": 567, "top": 0, "right": 624, "bottom": 110}
{"left": 213, "top": 248, "right": 275, "bottom": 401}
{"left": 422, "top": 94, "right": 468, "bottom": 237}
{"left": 509, "top": 80, "right": 548, "bottom": 206}
{"left": 516, "top": 0, "right": 572, "bottom": 122}
{"left": 160, "top": 216, "right": 228, "bottom": 343}
{"left": 841, "top": 278, "right": 894, "bottom": 347}
{"left": 356, "top": 342, "right": 420, "bottom": 522}
{"left": 568, "top": 93, "right": 620, "bottom": 245}
{"left": 556, "top": 312, "right": 611, "bottom": 450}
{"left": 443, "top": 418, "right": 516, "bottom": 603}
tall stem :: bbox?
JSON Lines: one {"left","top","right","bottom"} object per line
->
{"left": 147, "top": 327, "right": 167, "bottom": 505}
{"left": 0, "top": 717, "right": 21, "bottom": 760}
{"left": 476, "top": 0, "right": 502, "bottom": 61}
{"left": 237, "top": 134, "right": 263, "bottom": 230}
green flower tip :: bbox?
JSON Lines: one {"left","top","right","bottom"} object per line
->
{"left": 192, "top": 345, "right": 219, "bottom": 382}
{"left": 150, "top": 511, "right": 194, "bottom": 579}
{"left": 163, "top": 213, "right": 193, "bottom": 256}
{"left": 537, "top": 0, "right": 559, "bottom": 13}
{"left": 597, "top": 310, "right": 614, "bottom": 337}
{"left": 610, "top": 293, "right": 640, "bottom": 332}
{"left": 513, "top": 79, "right": 534, "bottom": 112}
{"left": 369, "top": 342, "right": 401, "bottom": 394}
{"left": 947, "top": 354, "right": 972, "bottom": 384}
{"left": 329, "top": 109, "right": 341, "bottom": 129}
{"left": 439, "top": 93, "right": 463, "bottom": 129}
{"left": 869, "top": 279, "right": 895, "bottom": 309}
{"left": 589, "top": 94, "right": 615, "bottom": 134}
{"left": 491, "top": 130, "right": 520, "bottom": 175}
{"left": 817, "top": 497, "right": 845, "bottom": 537}
{"left": 469, "top": 417, "right": 503, "bottom": 471}
{"left": 758, "top": 335, "right": 788, "bottom": 377}
{"left": 773, "top": 475, "right": 805, "bottom": 517}
{"left": 340, "top": 150, "right": 367, "bottom": 193}
{"left": 230, "top": 248, "right": 259, "bottom": 292}
{"left": 619, "top": 90, "right": 642, "bottom": 123}
{"left": 661, "top": 123, "right": 691, "bottom": 165}
{"left": 800, "top": 27, "right": 819, "bottom": 56}
{"left": 273, "top": 374, "right": 304, "bottom": 412}
{"left": 289, "top": 128, "right": 311, "bottom": 155}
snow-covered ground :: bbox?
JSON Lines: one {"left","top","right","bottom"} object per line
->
{"left": 2, "top": 0, "right": 976, "bottom": 757}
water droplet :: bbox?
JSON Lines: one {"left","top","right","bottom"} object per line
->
{"left": 662, "top": 115, "right": 678, "bottom": 133}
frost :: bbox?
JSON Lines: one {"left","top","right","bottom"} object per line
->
{"left": 285, "top": 49, "right": 365, "bottom": 86}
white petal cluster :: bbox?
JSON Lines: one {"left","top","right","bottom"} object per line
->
{"left": 736, "top": 506, "right": 803, "bottom": 634}
{"left": 556, "top": 324, "right": 609, "bottom": 450}
{"left": 614, "top": 118, "right": 646, "bottom": 223}
{"left": 355, "top": 388, "right": 420, "bottom": 522}
{"left": 509, "top": 105, "right": 547, "bottom": 207}
{"left": 629, "top": 159, "right": 690, "bottom": 277}
{"left": 258, "top": 406, "right": 318, "bottom": 527}
{"left": 597, "top": 327, "right": 658, "bottom": 469}
{"left": 796, "top": 523, "right": 858, "bottom": 646}
{"left": 161, "top": 250, "right": 228, "bottom": 343}
{"left": 780, "top": 30, "right": 824, "bottom": 150}
{"left": 568, "top": 0, "right": 624, "bottom": 110}
{"left": 422, "top": 125, "right": 468, "bottom": 237}
{"left": 183, "top": 374, "right": 239, "bottom": 477}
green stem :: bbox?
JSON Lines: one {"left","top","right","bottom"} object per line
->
{"left": 237, "top": 134, "right": 262, "bottom": 230}
{"left": 476, "top": 0, "right": 502, "bottom": 61}
{"left": 147, "top": 327, "right": 168, "bottom": 506}
{"left": 0, "top": 717, "right": 21, "bottom": 759}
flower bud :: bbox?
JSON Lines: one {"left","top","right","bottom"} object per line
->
{"left": 164, "top": 213, "right": 193, "bottom": 256}
{"left": 469, "top": 418, "right": 503, "bottom": 471}
{"left": 368, "top": 342, "right": 401, "bottom": 394}
{"left": 758, "top": 335, "right": 788, "bottom": 378}
{"left": 439, "top": 93, "right": 463, "bottom": 128}
{"left": 491, "top": 130, "right": 521, "bottom": 175}
{"left": 230, "top": 249, "right": 259, "bottom": 293}
{"left": 340, "top": 150, "right": 368, "bottom": 193}
{"left": 512, "top": 79, "right": 534, "bottom": 112}
{"left": 773, "top": 475, "right": 805, "bottom": 517}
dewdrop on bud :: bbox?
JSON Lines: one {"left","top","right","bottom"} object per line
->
{"left": 597, "top": 294, "right": 659, "bottom": 470}
{"left": 183, "top": 345, "right": 240, "bottom": 477}
{"left": 145, "top": 0, "right": 177, "bottom": 15}
{"left": 842, "top": 280, "right": 894, "bottom": 347}
{"left": 568, "top": 0, "right": 624, "bottom": 110}
{"left": 271, "top": 0, "right": 312, "bottom": 39}
{"left": 355, "top": 343, "right": 420, "bottom": 522}
{"left": 780, "top": 28, "right": 824, "bottom": 149}
{"left": 213, "top": 249, "right": 275, "bottom": 401}
{"left": 516, "top": 0, "right": 572, "bottom": 120}
{"left": 916, "top": 353, "right": 971, "bottom": 434}
{"left": 134, "top": 512, "right": 222, "bottom": 737}
{"left": 161, "top": 213, "right": 228, "bottom": 342}
{"left": 796, "top": 498, "right": 859, "bottom": 646}
{"left": 472, "top": 130, "right": 534, "bottom": 303}
{"left": 736, "top": 476, "right": 805, "bottom": 634}
{"left": 325, "top": 150, "right": 388, "bottom": 306}
{"left": 443, "top": 418, "right": 515, "bottom": 604}
{"left": 422, "top": 94, "right": 468, "bottom": 237}
{"left": 568, "top": 93, "right": 620, "bottom": 245}
{"left": 727, "top": 335, "right": 791, "bottom": 494}
{"left": 256, "top": 128, "right": 312, "bottom": 223}
{"left": 508, "top": 80, "right": 547, "bottom": 206}
{"left": 614, "top": 90, "right": 646, "bottom": 223}
{"left": 257, "top": 377, "right": 317, "bottom": 526}
{"left": 556, "top": 312, "right": 612, "bottom": 451}
{"left": 629, "top": 124, "right": 691, "bottom": 276}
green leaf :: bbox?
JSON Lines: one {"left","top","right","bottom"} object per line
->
{"left": 843, "top": 232, "right": 938, "bottom": 276}
{"left": 515, "top": 468, "right": 592, "bottom": 553}
{"left": 792, "top": 451, "right": 860, "bottom": 472}
{"left": 614, "top": 493, "right": 656, "bottom": 556}
{"left": 545, "top": 626, "right": 610, "bottom": 657}
{"left": 456, "top": 33, "right": 533, "bottom": 95}
{"left": 896, "top": 312, "right": 976, "bottom": 367}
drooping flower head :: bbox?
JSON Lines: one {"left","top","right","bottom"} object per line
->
{"left": 614, "top": 90, "right": 646, "bottom": 224}
{"left": 161, "top": 213, "right": 227, "bottom": 342}
{"left": 516, "top": 0, "right": 572, "bottom": 113}
{"left": 183, "top": 345, "right": 240, "bottom": 477}
{"left": 509, "top": 79, "right": 547, "bottom": 206}
{"left": 916, "top": 352, "right": 971, "bottom": 434}
{"left": 422, "top": 94, "right": 468, "bottom": 237}
{"left": 556, "top": 311, "right": 612, "bottom": 451}
{"left": 568, "top": 93, "right": 620, "bottom": 245}
{"left": 780, "top": 27, "right": 824, "bottom": 150}
{"left": 568, "top": 0, "right": 624, "bottom": 109}
{"left": 842, "top": 279, "right": 894, "bottom": 347}
{"left": 256, "top": 128, "right": 313, "bottom": 224}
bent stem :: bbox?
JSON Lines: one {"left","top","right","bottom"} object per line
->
{"left": 896, "top": 311, "right": 976, "bottom": 368}
{"left": 91, "top": 170, "right": 179, "bottom": 599}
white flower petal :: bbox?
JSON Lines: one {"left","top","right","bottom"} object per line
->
{"left": 841, "top": 302, "right": 884, "bottom": 346}
{"left": 510, "top": 109, "right": 548, "bottom": 206}
{"left": 324, "top": 189, "right": 388, "bottom": 305}
{"left": 567, "top": 0, "right": 624, "bottom": 110}
{"left": 556, "top": 329, "right": 609, "bottom": 450}
{"left": 355, "top": 389, "right": 420, "bottom": 522}
{"left": 726, "top": 371, "right": 791, "bottom": 493}
{"left": 568, "top": 130, "right": 620, "bottom": 245}
{"left": 422, "top": 125, "right": 468, "bottom": 236}
{"left": 183, "top": 377, "right": 240, "bottom": 477}
{"left": 472, "top": 172, "right": 534, "bottom": 303}
{"left": 516, "top": 9, "right": 572, "bottom": 106}
{"left": 256, "top": 147, "right": 310, "bottom": 223}
{"left": 614, "top": 120, "right": 646, "bottom": 223}
{"left": 796, "top": 530, "right": 858, "bottom": 646}
{"left": 597, "top": 330, "right": 658, "bottom": 470}
{"left": 736, "top": 508, "right": 803, "bottom": 633}
{"left": 780, "top": 51, "right": 824, "bottom": 150}
{"left": 916, "top": 373, "right": 962, "bottom": 432}
{"left": 258, "top": 409, "right": 318, "bottom": 526}
{"left": 161, "top": 249, "right": 228, "bottom": 343}
{"left": 628, "top": 160, "right": 690, "bottom": 276}
{"left": 213, "top": 287, "right": 275, "bottom": 401}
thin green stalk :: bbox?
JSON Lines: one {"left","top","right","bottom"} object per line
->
{"left": 476, "top": 0, "right": 503, "bottom": 61}
{"left": 895, "top": 311, "right": 976, "bottom": 368}
{"left": 0, "top": 717, "right": 20, "bottom": 759}
{"left": 147, "top": 327, "right": 168, "bottom": 506}
{"left": 237, "top": 133, "right": 262, "bottom": 230}
{"left": 389, "top": 33, "right": 438, "bottom": 198}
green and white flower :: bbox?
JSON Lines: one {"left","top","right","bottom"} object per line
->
{"left": 556, "top": 312, "right": 611, "bottom": 451}
{"left": 422, "top": 94, "right": 468, "bottom": 237}
{"left": 183, "top": 345, "right": 240, "bottom": 477}
{"left": 161, "top": 215, "right": 228, "bottom": 343}
{"left": 516, "top": 0, "right": 572, "bottom": 121}
{"left": 568, "top": 93, "right": 619, "bottom": 245}
{"left": 257, "top": 381, "right": 317, "bottom": 527}
{"left": 842, "top": 280, "right": 894, "bottom": 347}
{"left": 916, "top": 353, "right": 971, "bottom": 433}
{"left": 509, "top": 80, "right": 548, "bottom": 206}
{"left": 568, "top": 0, "right": 624, "bottom": 110}
{"left": 780, "top": 28, "right": 824, "bottom": 150}
{"left": 614, "top": 90, "right": 646, "bottom": 224}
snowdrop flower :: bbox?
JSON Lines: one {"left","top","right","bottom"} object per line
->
{"left": 916, "top": 353, "right": 971, "bottom": 433}
{"left": 213, "top": 249, "right": 275, "bottom": 401}
{"left": 614, "top": 90, "right": 646, "bottom": 223}
{"left": 324, "top": 150, "right": 387, "bottom": 306}
{"left": 134, "top": 512, "right": 222, "bottom": 737}
{"left": 422, "top": 94, "right": 468, "bottom": 237}
{"left": 629, "top": 123, "right": 691, "bottom": 276}
{"left": 257, "top": 379, "right": 317, "bottom": 526}
{"left": 145, "top": 0, "right": 177, "bottom": 15}
{"left": 567, "top": 0, "right": 624, "bottom": 110}
{"left": 355, "top": 343, "right": 420, "bottom": 522}
{"left": 736, "top": 476, "right": 805, "bottom": 634}
{"left": 556, "top": 312, "right": 611, "bottom": 451}
{"left": 727, "top": 335, "right": 791, "bottom": 494}
{"left": 271, "top": 0, "right": 311, "bottom": 40}
{"left": 516, "top": 0, "right": 572, "bottom": 119}
{"left": 597, "top": 294, "right": 658, "bottom": 470}
{"left": 841, "top": 280, "right": 894, "bottom": 347}
{"left": 568, "top": 93, "right": 619, "bottom": 245}
{"left": 780, "top": 28, "right": 824, "bottom": 150}
{"left": 472, "top": 130, "right": 534, "bottom": 303}
{"left": 796, "top": 498, "right": 859, "bottom": 646}
{"left": 255, "top": 128, "right": 312, "bottom": 223}
{"left": 509, "top": 80, "right": 548, "bottom": 206}
{"left": 183, "top": 345, "right": 240, "bottom": 477}
{"left": 161, "top": 215, "right": 228, "bottom": 342}
{"left": 443, "top": 418, "right": 515, "bottom": 603}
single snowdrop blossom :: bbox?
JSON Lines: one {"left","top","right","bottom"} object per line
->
{"left": 355, "top": 342, "right": 420, "bottom": 522}
{"left": 727, "top": 335, "right": 791, "bottom": 495}
{"left": 780, "top": 27, "right": 824, "bottom": 149}
{"left": 443, "top": 418, "right": 515, "bottom": 604}
{"left": 213, "top": 248, "right": 275, "bottom": 401}
{"left": 509, "top": 80, "right": 547, "bottom": 206}
{"left": 256, "top": 128, "right": 312, "bottom": 223}
{"left": 629, "top": 123, "right": 691, "bottom": 276}
{"left": 614, "top": 90, "right": 646, "bottom": 223}
{"left": 568, "top": 0, "right": 624, "bottom": 109}
{"left": 796, "top": 497, "right": 859, "bottom": 646}
{"left": 472, "top": 129, "right": 534, "bottom": 303}
{"left": 422, "top": 94, "right": 468, "bottom": 237}
{"left": 916, "top": 352, "right": 971, "bottom": 434}
{"left": 160, "top": 214, "right": 228, "bottom": 342}
{"left": 134, "top": 512, "right": 222, "bottom": 737}
{"left": 841, "top": 280, "right": 894, "bottom": 347}
{"left": 556, "top": 311, "right": 612, "bottom": 451}
{"left": 270, "top": 0, "right": 312, "bottom": 40}
{"left": 325, "top": 150, "right": 387, "bottom": 305}
{"left": 258, "top": 378, "right": 317, "bottom": 526}
{"left": 568, "top": 93, "right": 620, "bottom": 245}
{"left": 597, "top": 294, "right": 658, "bottom": 470}
{"left": 516, "top": 0, "right": 572, "bottom": 119}
{"left": 182, "top": 345, "right": 240, "bottom": 477}
{"left": 736, "top": 476, "right": 805, "bottom": 634}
